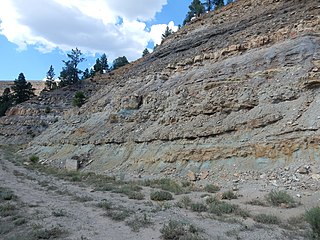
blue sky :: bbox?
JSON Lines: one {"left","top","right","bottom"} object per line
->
{"left": 0, "top": 0, "right": 190, "bottom": 80}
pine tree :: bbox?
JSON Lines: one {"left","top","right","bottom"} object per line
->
{"left": 0, "top": 88, "right": 13, "bottom": 116}
{"left": 142, "top": 48, "right": 150, "bottom": 57}
{"left": 183, "top": 0, "right": 205, "bottom": 25}
{"left": 161, "top": 26, "right": 174, "bottom": 41}
{"left": 112, "top": 56, "right": 129, "bottom": 70}
{"left": 82, "top": 68, "right": 91, "bottom": 80}
{"left": 11, "top": 73, "right": 35, "bottom": 104}
{"left": 93, "top": 53, "right": 109, "bottom": 75}
{"left": 59, "top": 48, "right": 85, "bottom": 87}
{"left": 213, "top": 0, "right": 224, "bottom": 9}
{"left": 203, "top": 0, "right": 213, "bottom": 11}
{"left": 93, "top": 59, "right": 103, "bottom": 74}
{"left": 45, "top": 65, "right": 55, "bottom": 90}
{"left": 100, "top": 53, "right": 109, "bottom": 73}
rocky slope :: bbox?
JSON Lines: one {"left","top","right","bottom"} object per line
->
{"left": 6, "top": 0, "right": 320, "bottom": 180}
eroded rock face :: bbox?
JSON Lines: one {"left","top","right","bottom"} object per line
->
{"left": 18, "top": 0, "right": 320, "bottom": 177}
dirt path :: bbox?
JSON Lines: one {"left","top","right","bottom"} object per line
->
{"left": 0, "top": 148, "right": 315, "bottom": 240}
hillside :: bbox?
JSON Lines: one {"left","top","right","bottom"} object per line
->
{"left": 0, "top": 80, "right": 45, "bottom": 96}
{"left": 1, "top": 0, "right": 320, "bottom": 239}
{"left": 19, "top": 0, "right": 319, "bottom": 178}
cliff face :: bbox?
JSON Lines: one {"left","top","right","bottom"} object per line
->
{"left": 17, "top": 0, "right": 320, "bottom": 178}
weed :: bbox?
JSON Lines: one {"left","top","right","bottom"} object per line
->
{"left": 150, "top": 191, "right": 173, "bottom": 201}
{"left": 160, "top": 220, "right": 205, "bottom": 240}
{"left": 52, "top": 209, "right": 67, "bottom": 217}
{"left": 0, "top": 204, "right": 16, "bottom": 217}
{"left": 191, "top": 202, "right": 208, "bottom": 212}
{"left": 96, "top": 200, "right": 112, "bottom": 210}
{"left": 204, "top": 184, "right": 220, "bottom": 193}
{"left": 265, "top": 190, "right": 295, "bottom": 207}
{"left": 305, "top": 206, "right": 320, "bottom": 239}
{"left": 72, "top": 195, "right": 93, "bottom": 202}
{"left": 144, "top": 178, "right": 187, "bottom": 195}
{"left": 253, "top": 213, "right": 281, "bottom": 224}
{"left": 33, "top": 226, "right": 68, "bottom": 239}
{"left": 127, "top": 191, "right": 144, "bottom": 200}
{"left": 105, "top": 209, "right": 131, "bottom": 221}
{"left": 221, "top": 190, "right": 237, "bottom": 200}
{"left": 13, "top": 217, "right": 27, "bottom": 226}
{"left": 0, "top": 222, "right": 14, "bottom": 234}
{"left": 0, "top": 187, "right": 16, "bottom": 201}
{"left": 208, "top": 201, "right": 239, "bottom": 216}
{"left": 246, "top": 199, "right": 267, "bottom": 206}
{"left": 126, "top": 214, "right": 153, "bottom": 232}
{"left": 283, "top": 214, "right": 306, "bottom": 230}
{"left": 29, "top": 155, "right": 39, "bottom": 163}
{"left": 44, "top": 106, "right": 51, "bottom": 114}
{"left": 177, "top": 196, "right": 192, "bottom": 209}
{"left": 205, "top": 196, "right": 220, "bottom": 205}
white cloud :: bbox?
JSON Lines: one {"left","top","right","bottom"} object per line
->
{"left": 0, "top": 0, "right": 176, "bottom": 61}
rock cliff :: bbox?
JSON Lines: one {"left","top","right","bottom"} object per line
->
{"left": 5, "top": 0, "right": 320, "bottom": 179}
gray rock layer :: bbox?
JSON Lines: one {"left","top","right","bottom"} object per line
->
{"left": 18, "top": 0, "right": 320, "bottom": 177}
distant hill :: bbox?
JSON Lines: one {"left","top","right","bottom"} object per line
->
{"left": 0, "top": 81, "right": 45, "bottom": 96}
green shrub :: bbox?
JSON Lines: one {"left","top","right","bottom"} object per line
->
{"left": 144, "top": 178, "right": 186, "bottom": 195}
{"left": 305, "top": 206, "right": 320, "bottom": 239}
{"left": 160, "top": 220, "right": 204, "bottom": 240}
{"left": 253, "top": 213, "right": 281, "bottom": 224}
{"left": 222, "top": 190, "right": 237, "bottom": 200}
{"left": 191, "top": 202, "right": 207, "bottom": 212}
{"left": 126, "top": 214, "right": 153, "bottom": 232}
{"left": 177, "top": 196, "right": 192, "bottom": 209}
{"left": 0, "top": 187, "right": 16, "bottom": 201}
{"left": 29, "top": 155, "right": 39, "bottom": 163}
{"left": 72, "top": 91, "right": 86, "bottom": 107}
{"left": 106, "top": 209, "right": 131, "bottom": 221}
{"left": 127, "top": 191, "right": 144, "bottom": 200}
{"left": 246, "top": 199, "right": 267, "bottom": 206}
{"left": 33, "top": 227, "right": 67, "bottom": 239}
{"left": 265, "top": 190, "right": 295, "bottom": 207}
{"left": 96, "top": 200, "right": 112, "bottom": 210}
{"left": 0, "top": 204, "right": 16, "bottom": 217}
{"left": 208, "top": 201, "right": 238, "bottom": 216}
{"left": 44, "top": 106, "right": 51, "bottom": 114}
{"left": 150, "top": 191, "right": 173, "bottom": 201}
{"left": 204, "top": 184, "right": 220, "bottom": 193}
{"left": 205, "top": 196, "right": 220, "bottom": 205}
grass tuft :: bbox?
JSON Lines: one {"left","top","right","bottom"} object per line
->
{"left": 191, "top": 202, "right": 208, "bottom": 213}
{"left": 253, "top": 213, "right": 281, "bottom": 224}
{"left": 150, "top": 191, "right": 173, "bottom": 201}
{"left": 160, "top": 220, "right": 205, "bottom": 240}
{"left": 126, "top": 214, "right": 153, "bottom": 232}
{"left": 265, "top": 190, "right": 296, "bottom": 207}
{"left": 204, "top": 184, "right": 220, "bottom": 193}
{"left": 305, "top": 206, "right": 320, "bottom": 239}
{"left": 144, "top": 178, "right": 187, "bottom": 195}
{"left": 221, "top": 190, "right": 237, "bottom": 200}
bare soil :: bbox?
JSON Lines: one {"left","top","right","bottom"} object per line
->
{"left": 0, "top": 147, "right": 318, "bottom": 240}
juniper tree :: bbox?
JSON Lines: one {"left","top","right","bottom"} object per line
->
{"left": 11, "top": 73, "right": 35, "bottom": 104}
{"left": 112, "top": 56, "right": 129, "bottom": 70}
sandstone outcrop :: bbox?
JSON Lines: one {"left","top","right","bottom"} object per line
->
{"left": 2, "top": 0, "right": 320, "bottom": 180}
